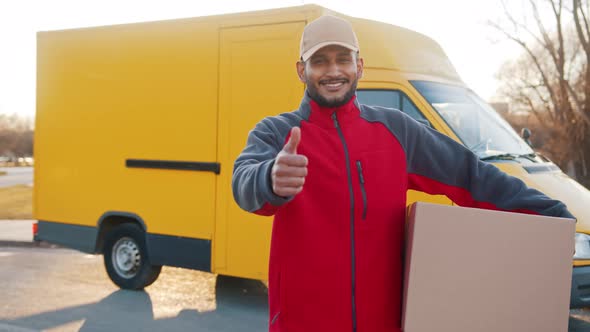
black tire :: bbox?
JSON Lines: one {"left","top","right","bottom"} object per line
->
{"left": 103, "top": 223, "right": 161, "bottom": 290}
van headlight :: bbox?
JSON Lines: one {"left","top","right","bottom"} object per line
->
{"left": 574, "top": 233, "right": 590, "bottom": 259}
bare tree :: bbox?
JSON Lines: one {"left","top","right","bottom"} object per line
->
{"left": 0, "top": 113, "right": 34, "bottom": 163}
{"left": 491, "top": 0, "right": 590, "bottom": 187}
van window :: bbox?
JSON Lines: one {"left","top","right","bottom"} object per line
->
{"left": 357, "top": 90, "right": 401, "bottom": 109}
{"left": 401, "top": 95, "right": 424, "bottom": 122}
{"left": 357, "top": 90, "right": 429, "bottom": 125}
{"left": 410, "top": 80, "right": 533, "bottom": 158}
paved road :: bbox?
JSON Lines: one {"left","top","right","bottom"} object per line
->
{"left": 0, "top": 245, "right": 588, "bottom": 332}
{"left": 0, "top": 167, "right": 33, "bottom": 188}
{"left": 0, "top": 246, "right": 267, "bottom": 332}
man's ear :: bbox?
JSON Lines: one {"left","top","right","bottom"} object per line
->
{"left": 296, "top": 61, "right": 306, "bottom": 83}
{"left": 357, "top": 57, "right": 364, "bottom": 80}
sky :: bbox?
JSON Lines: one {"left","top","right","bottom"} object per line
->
{"left": 0, "top": 0, "right": 528, "bottom": 117}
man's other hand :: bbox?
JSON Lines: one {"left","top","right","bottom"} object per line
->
{"left": 271, "top": 127, "right": 308, "bottom": 198}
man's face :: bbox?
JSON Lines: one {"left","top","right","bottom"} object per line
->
{"left": 297, "top": 45, "right": 364, "bottom": 108}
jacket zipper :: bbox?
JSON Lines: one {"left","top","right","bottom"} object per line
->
{"left": 332, "top": 111, "right": 357, "bottom": 332}
{"left": 356, "top": 161, "right": 367, "bottom": 220}
{"left": 271, "top": 312, "right": 280, "bottom": 325}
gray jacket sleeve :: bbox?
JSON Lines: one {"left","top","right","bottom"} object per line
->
{"left": 360, "top": 104, "right": 574, "bottom": 219}
{"left": 232, "top": 117, "right": 293, "bottom": 215}
{"left": 400, "top": 111, "right": 575, "bottom": 219}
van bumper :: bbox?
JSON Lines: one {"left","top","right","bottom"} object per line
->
{"left": 571, "top": 265, "right": 590, "bottom": 308}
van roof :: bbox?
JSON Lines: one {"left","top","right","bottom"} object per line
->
{"left": 38, "top": 4, "right": 463, "bottom": 83}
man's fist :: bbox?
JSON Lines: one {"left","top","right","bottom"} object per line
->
{"left": 271, "top": 127, "right": 308, "bottom": 197}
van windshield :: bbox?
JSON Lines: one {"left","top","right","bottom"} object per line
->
{"left": 410, "top": 80, "right": 533, "bottom": 159}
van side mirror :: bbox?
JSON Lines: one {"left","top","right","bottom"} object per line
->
{"left": 521, "top": 128, "right": 533, "bottom": 147}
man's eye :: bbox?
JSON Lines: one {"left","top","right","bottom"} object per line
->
{"left": 338, "top": 58, "right": 352, "bottom": 63}
{"left": 312, "top": 59, "right": 326, "bottom": 65}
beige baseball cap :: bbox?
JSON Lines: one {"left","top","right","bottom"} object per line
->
{"left": 300, "top": 15, "right": 360, "bottom": 62}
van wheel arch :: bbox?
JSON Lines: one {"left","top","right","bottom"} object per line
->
{"left": 95, "top": 211, "right": 147, "bottom": 254}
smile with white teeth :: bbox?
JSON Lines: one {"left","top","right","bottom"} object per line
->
{"left": 320, "top": 80, "right": 347, "bottom": 90}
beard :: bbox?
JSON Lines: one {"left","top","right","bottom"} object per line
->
{"left": 306, "top": 79, "right": 358, "bottom": 108}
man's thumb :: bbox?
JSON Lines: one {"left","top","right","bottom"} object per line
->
{"left": 283, "top": 127, "right": 301, "bottom": 154}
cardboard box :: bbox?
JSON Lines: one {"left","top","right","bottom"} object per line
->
{"left": 402, "top": 202, "right": 575, "bottom": 332}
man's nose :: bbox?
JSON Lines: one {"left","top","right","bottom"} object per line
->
{"left": 325, "top": 60, "right": 342, "bottom": 76}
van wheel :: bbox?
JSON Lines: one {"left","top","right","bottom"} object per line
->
{"left": 103, "top": 223, "right": 161, "bottom": 290}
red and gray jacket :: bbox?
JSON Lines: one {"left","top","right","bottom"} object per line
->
{"left": 232, "top": 92, "right": 573, "bottom": 332}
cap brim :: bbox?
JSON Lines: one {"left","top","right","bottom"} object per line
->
{"left": 301, "top": 41, "right": 359, "bottom": 61}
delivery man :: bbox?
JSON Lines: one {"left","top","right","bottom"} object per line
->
{"left": 232, "top": 15, "right": 574, "bottom": 332}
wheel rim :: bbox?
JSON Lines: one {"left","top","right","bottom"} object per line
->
{"left": 111, "top": 236, "right": 141, "bottom": 279}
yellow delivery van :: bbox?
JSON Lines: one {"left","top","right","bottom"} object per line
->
{"left": 34, "top": 4, "right": 590, "bottom": 307}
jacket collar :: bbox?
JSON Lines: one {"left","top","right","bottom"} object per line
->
{"left": 299, "top": 90, "right": 361, "bottom": 129}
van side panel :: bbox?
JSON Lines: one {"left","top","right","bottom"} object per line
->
{"left": 36, "top": 19, "right": 219, "bottom": 240}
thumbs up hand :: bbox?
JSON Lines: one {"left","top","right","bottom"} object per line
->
{"left": 271, "top": 127, "right": 308, "bottom": 198}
